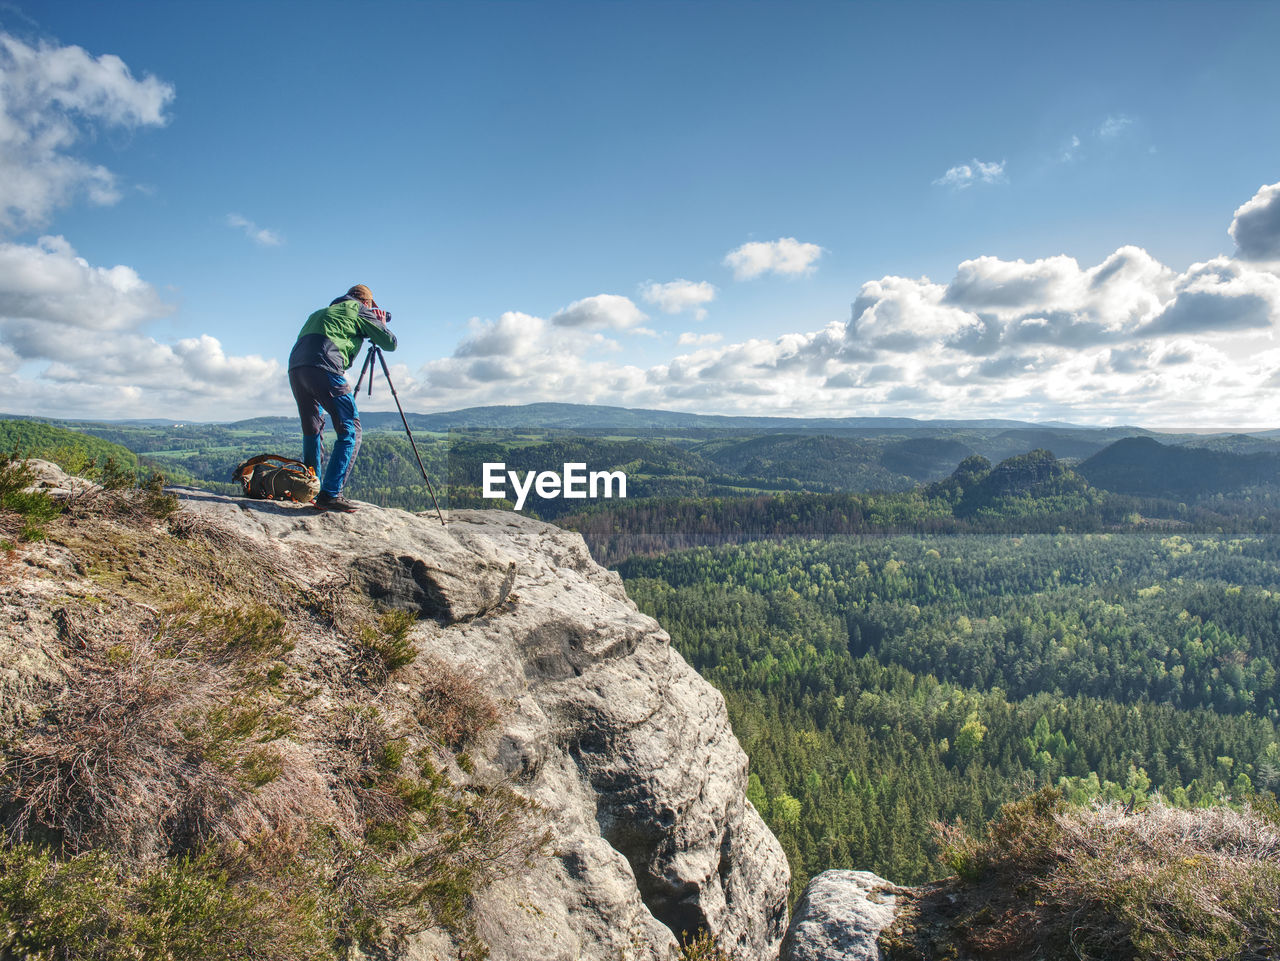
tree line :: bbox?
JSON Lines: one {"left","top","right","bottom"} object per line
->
{"left": 622, "top": 531, "right": 1280, "bottom": 896}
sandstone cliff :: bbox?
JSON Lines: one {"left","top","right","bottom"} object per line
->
{"left": 0, "top": 464, "right": 789, "bottom": 960}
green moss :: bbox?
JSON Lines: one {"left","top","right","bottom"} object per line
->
{"left": 376, "top": 738, "right": 409, "bottom": 772}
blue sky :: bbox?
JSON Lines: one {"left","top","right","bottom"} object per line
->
{"left": 4, "top": 0, "right": 1280, "bottom": 426}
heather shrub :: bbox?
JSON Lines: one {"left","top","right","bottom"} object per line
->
{"left": 679, "top": 929, "right": 731, "bottom": 961}
{"left": 0, "top": 843, "right": 331, "bottom": 961}
{"left": 916, "top": 788, "right": 1280, "bottom": 961}
{"left": 414, "top": 655, "right": 503, "bottom": 749}
{"left": 355, "top": 609, "right": 419, "bottom": 676}
{"left": 1, "top": 598, "right": 296, "bottom": 856}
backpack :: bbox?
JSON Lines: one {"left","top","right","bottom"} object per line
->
{"left": 232, "top": 454, "right": 321, "bottom": 504}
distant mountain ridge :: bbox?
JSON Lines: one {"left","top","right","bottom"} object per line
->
{"left": 4, "top": 401, "right": 1276, "bottom": 438}
{"left": 8, "top": 408, "right": 1280, "bottom": 516}
{"left": 386, "top": 402, "right": 1075, "bottom": 431}
{"left": 0, "top": 404, "right": 1115, "bottom": 432}
{"left": 1077, "top": 436, "right": 1280, "bottom": 498}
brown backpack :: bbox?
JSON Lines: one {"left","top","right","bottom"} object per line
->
{"left": 231, "top": 454, "right": 321, "bottom": 504}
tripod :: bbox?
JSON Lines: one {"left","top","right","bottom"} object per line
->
{"left": 354, "top": 344, "right": 446, "bottom": 525}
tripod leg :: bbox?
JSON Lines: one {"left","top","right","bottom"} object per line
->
{"left": 354, "top": 345, "right": 376, "bottom": 396}
{"left": 373, "top": 348, "right": 446, "bottom": 525}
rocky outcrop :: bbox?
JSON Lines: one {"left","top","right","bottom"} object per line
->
{"left": 3, "top": 471, "right": 788, "bottom": 961}
{"left": 780, "top": 871, "right": 900, "bottom": 961}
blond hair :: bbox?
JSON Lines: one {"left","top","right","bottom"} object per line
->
{"left": 347, "top": 284, "right": 374, "bottom": 302}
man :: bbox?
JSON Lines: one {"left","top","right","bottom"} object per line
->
{"left": 288, "top": 284, "right": 397, "bottom": 512}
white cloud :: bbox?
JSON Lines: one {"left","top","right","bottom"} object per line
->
{"left": 0, "top": 235, "right": 167, "bottom": 332}
{"left": 845, "top": 244, "right": 1272, "bottom": 358}
{"left": 723, "top": 237, "right": 824, "bottom": 280}
{"left": 0, "top": 341, "right": 19, "bottom": 375}
{"left": 171, "top": 334, "right": 279, "bottom": 385}
{"left": 388, "top": 298, "right": 655, "bottom": 411}
{"left": 933, "top": 159, "right": 1006, "bottom": 189}
{"left": 1098, "top": 114, "right": 1134, "bottom": 139}
{"left": 1230, "top": 181, "right": 1280, "bottom": 261}
{"left": 945, "top": 254, "right": 1087, "bottom": 311}
{"left": 1145, "top": 257, "right": 1280, "bottom": 335}
{"left": 400, "top": 177, "right": 1280, "bottom": 428}
{"left": 937, "top": 246, "right": 1178, "bottom": 349}
{"left": 454, "top": 312, "right": 546, "bottom": 358}
{"left": 849, "top": 275, "right": 980, "bottom": 351}
{"left": 0, "top": 236, "right": 283, "bottom": 419}
{"left": 677, "top": 332, "right": 723, "bottom": 347}
{"left": 550, "top": 294, "right": 647, "bottom": 330}
{"left": 0, "top": 32, "right": 174, "bottom": 232}
{"left": 640, "top": 279, "right": 716, "bottom": 319}
{"left": 226, "top": 213, "right": 282, "bottom": 247}
{"left": 1056, "top": 115, "right": 1144, "bottom": 167}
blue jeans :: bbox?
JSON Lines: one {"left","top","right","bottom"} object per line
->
{"left": 288, "top": 366, "right": 361, "bottom": 497}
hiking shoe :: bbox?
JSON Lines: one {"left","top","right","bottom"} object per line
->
{"left": 314, "top": 492, "right": 358, "bottom": 513}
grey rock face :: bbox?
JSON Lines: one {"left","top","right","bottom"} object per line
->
{"left": 165, "top": 490, "right": 790, "bottom": 961}
{"left": 172, "top": 489, "right": 516, "bottom": 624}
{"left": 780, "top": 870, "right": 899, "bottom": 961}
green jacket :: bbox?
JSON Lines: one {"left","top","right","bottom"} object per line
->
{"left": 288, "top": 296, "right": 397, "bottom": 374}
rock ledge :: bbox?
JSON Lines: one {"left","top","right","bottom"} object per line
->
{"left": 780, "top": 870, "right": 900, "bottom": 961}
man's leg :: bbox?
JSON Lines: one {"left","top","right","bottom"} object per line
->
{"left": 289, "top": 367, "right": 326, "bottom": 473}
{"left": 316, "top": 374, "right": 361, "bottom": 497}
{"left": 301, "top": 432, "right": 324, "bottom": 475}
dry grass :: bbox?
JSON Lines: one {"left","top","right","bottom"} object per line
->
{"left": 885, "top": 788, "right": 1280, "bottom": 961}
{"left": 27, "top": 455, "right": 181, "bottom": 529}
{"left": 2, "top": 597, "right": 301, "bottom": 859}
{"left": 1046, "top": 799, "right": 1280, "bottom": 960}
{"left": 412, "top": 655, "right": 503, "bottom": 750}
{"left": 165, "top": 507, "right": 246, "bottom": 552}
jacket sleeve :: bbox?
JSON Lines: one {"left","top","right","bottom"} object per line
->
{"left": 357, "top": 304, "right": 398, "bottom": 351}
